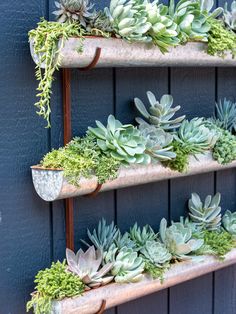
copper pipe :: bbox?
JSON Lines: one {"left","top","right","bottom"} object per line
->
{"left": 62, "top": 68, "right": 74, "bottom": 250}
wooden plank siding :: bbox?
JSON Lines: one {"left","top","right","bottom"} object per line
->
{"left": 0, "top": 0, "right": 235, "bottom": 313}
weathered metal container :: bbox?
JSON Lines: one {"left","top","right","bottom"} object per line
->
{"left": 31, "top": 152, "right": 236, "bottom": 201}
{"left": 30, "top": 38, "right": 236, "bottom": 68}
{"left": 51, "top": 249, "right": 236, "bottom": 314}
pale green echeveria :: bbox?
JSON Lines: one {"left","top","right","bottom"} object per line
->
{"left": 138, "top": 121, "right": 176, "bottom": 161}
{"left": 188, "top": 192, "right": 222, "bottom": 231}
{"left": 144, "top": 0, "right": 180, "bottom": 52}
{"left": 140, "top": 240, "right": 172, "bottom": 266}
{"left": 159, "top": 218, "right": 204, "bottom": 260}
{"left": 169, "top": 0, "right": 222, "bottom": 43}
{"left": 135, "top": 91, "right": 185, "bottom": 131}
{"left": 88, "top": 115, "right": 151, "bottom": 166}
{"left": 174, "top": 118, "right": 218, "bottom": 155}
{"left": 222, "top": 210, "right": 236, "bottom": 236}
{"left": 223, "top": 1, "right": 236, "bottom": 31}
{"left": 129, "top": 223, "right": 157, "bottom": 250}
{"left": 114, "top": 231, "right": 137, "bottom": 250}
{"left": 105, "top": 245, "right": 145, "bottom": 283}
{"left": 66, "top": 246, "right": 113, "bottom": 289}
{"left": 104, "top": 0, "right": 152, "bottom": 42}
{"left": 81, "top": 218, "right": 119, "bottom": 253}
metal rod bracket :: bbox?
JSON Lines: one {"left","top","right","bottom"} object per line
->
{"left": 79, "top": 47, "right": 101, "bottom": 71}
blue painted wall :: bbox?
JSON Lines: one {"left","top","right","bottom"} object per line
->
{"left": 0, "top": 1, "right": 236, "bottom": 313}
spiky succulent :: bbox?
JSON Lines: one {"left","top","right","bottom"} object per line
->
{"left": 88, "top": 115, "right": 151, "bottom": 165}
{"left": 223, "top": 1, "right": 236, "bottom": 31}
{"left": 159, "top": 218, "right": 204, "bottom": 260}
{"left": 138, "top": 121, "right": 176, "bottom": 161}
{"left": 188, "top": 193, "right": 222, "bottom": 231}
{"left": 104, "top": 0, "right": 152, "bottom": 43}
{"left": 129, "top": 223, "right": 157, "bottom": 250}
{"left": 114, "top": 231, "right": 136, "bottom": 250}
{"left": 86, "top": 10, "right": 114, "bottom": 33}
{"left": 105, "top": 245, "right": 145, "bottom": 283}
{"left": 213, "top": 129, "right": 236, "bottom": 164}
{"left": 66, "top": 246, "right": 113, "bottom": 289}
{"left": 211, "top": 98, "right": 236, "bottom": 133}
{"left": 222, "top": 210, "right": 236, "bottom": 236}
{"left": 134, "top": 91, "right": 185, "bottom": 131}
{"left": 140, "top": 240, "right": 172, "bottom": 266}
{"left": 174, "top": 118, "right": 218, "bottom": 155}
{"left": 53, "top": 0, "right": 96, "bottom": 27}
{"left": 81, "top": 218, "right": 119, "bottom": 252}
{"left": 145, "top": 0, "right": 179, "bottom": 52}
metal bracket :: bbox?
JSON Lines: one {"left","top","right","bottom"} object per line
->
{"left": 95, "top": 300, "right": 106, "bottom": 314}
{"left": 84, "top": 183, "right": 103, "bottom": 198}
{"left": 79, "top": 47, "right": 102, "bottom": 71}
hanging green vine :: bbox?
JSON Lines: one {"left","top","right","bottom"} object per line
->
{"left": 29, "top": 19, "right": 84, "bottom": 127}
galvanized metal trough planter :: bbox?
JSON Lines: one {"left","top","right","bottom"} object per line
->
{"left": 31, "top": 152, "right": 236, "bottom": 201}
{"left": 30, "top": 37, "right": 236, "bottom": 68}
{"left": 51, "top": 248, "right": 236, "bottom": 314}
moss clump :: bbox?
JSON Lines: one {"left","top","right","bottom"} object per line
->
{"left": 164, "top": 140, "right": 191, "bottom": 172}
{"left": 207, "top": 18, "right": 236, "bottom": 58}
{"left": 144, "top": 260, "right": 167, "bottom": 283}
{"left": 26, "top": 261, "right": 85, "bottom": 314}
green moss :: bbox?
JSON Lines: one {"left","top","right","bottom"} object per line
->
{"left": 41, "top": 133, "right": 121, "bottom": 185}
{"left": 213, "top": 130, "right": 236, "bottom": 164}
{"left": 164, "top": 140, "right": 191, "bottom": 172}
{"left": 144, "top": 260, "right": 167, "bottom": 283}
{"left": 207, "top": 18, "right": 236, "bottom": 58}
{"left": 26, "top": 261, "right": 85, "bottom": 314}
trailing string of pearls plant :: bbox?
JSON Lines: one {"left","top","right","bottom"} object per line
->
{"left": 29, "top": 0, "right": 236, "bottom": 127}
{"left": 27, "top": 192, "right": 236, "bottom": 314}
{"left": 39, "top": 91, "right": 236, "bottom": 185}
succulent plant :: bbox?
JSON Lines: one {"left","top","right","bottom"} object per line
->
{"left": 86, "top": 10, "right": 114, "bottom": 33}
{"left": 213, "top": 129, "right": 236, "bottom": 164}
{"left": 144, "top": 0, "right": 180, "bottom": 52}
{"left": 222, "top": 210, "right": 236, "bottom": 236}
{"left": 140, "top": 240, "right": 172, "bottom": 266}
{"left": 53, "top": 0, "right": 96, "bottom": 27}
{"left": 174, "top": 118, "right": 218, "bottom": 155}
{"left": 169, "top": 0, "right": 222, "bottom": 43}
{"left": 105, "top": 245, "right": 145, "bottom": 283}
{"left": 88, "top": 115, "right": 151, "bottom": 166}
{"left": 138, "top": 121, "right": 176, "bottom": 161}
{"left": 104, "top": 0, "right": 152, "bottom": 43}
{"left": 114, "top": 231, "right": 136, "bottom": 250}
{"left": 159, "top": 218, "right": 204, "bottom": 260}
{"left": 129, "top": 223, "right": 157, "bottom": 250}
{"left": 134, "top": 91, "right": 185, "bottom": 131}
{"left": 188, "top": 192, "right": 222, "bottom": 231}
{"left": 66, "top": 246, "right": 113, "bottom": 289}
{"left": 81, "top": 218, "right": 119, "bottom": 252}
{"left": 212, "top": 98, "right": 236, "bottom": 133}
{"left": 223, "top": 1, "right": 236, "bottom": 31}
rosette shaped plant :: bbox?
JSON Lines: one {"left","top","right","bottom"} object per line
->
{"left": 66, "top": 246, "right": 113, "bottom": 289}
{"left": 140, "top": 240, "right": 172, "bottom": 266}
{"left": 104, "top": 0, "right": 152, "bottom": 42}
{"left": 222, "top": 210, "right": 236, "bottom": 236}
{"left": 104, "top": 245, "right": 145, "bottom": 283}
{"left": 138, "top": 121, "right": 176, "bottom": 161}
{"left": 88, "top": 115, "right": 151, "bottom": 165}
{"left": 114, "top": 231, "right": 136, "bottom": 250}
{"left": 134, "top": 91, "right": 185, "bottom": 130}
{"left": 174, "top": 118, "right": 218, "bottom": 155}
{"left": 212, "top": 98, "right": 236, "bottom": 133}
{"left": 145, "top": 0, "right": 179, "bottom": 52}
{"left": 169, "top": 0, "right": 222, "bottom": 43}
{"left": 223, "top": 1, "right": 236, "bottom": 31}
{"left": 81, "top": 218, "right": 119, "bottom": 252}
{"left": 188, "top": 193, "right": 222, "bottom": 231}
{"left": 159, "top": 218, "right": 204, "bottom": 260}
{"left": 129, "top": 223, "right": 157, "bottom": 250}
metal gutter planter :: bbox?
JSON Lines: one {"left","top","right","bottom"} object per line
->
{"left": 31, "top": 152, "right": 236, "bottom": 201}
{"left": 51, "top": 249, "right": 236, "bottom": 314}
{"left": 30, "top": 38, "right": 236, "bottom": 68}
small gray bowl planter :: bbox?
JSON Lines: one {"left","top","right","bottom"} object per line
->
{"left": 31, "top": 152, "right": 236, "bottom": 201}
{"left": 51, "top": 249, "right": 236, "bottom": 314}
{"left": 30, "top": 37, "right": 236, "bottom": 68}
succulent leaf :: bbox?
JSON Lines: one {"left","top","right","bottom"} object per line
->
{"left": 223, "top": 1, "right": 236, "bottom": 31}
{"left": 129, "top": 223, "right": 157, "bottom": 250}
{"left": 140, "top": 240, "right": 172, "bottom": 266}
{"left": 222, "top": 210, "right": 236, "bottom": 236}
